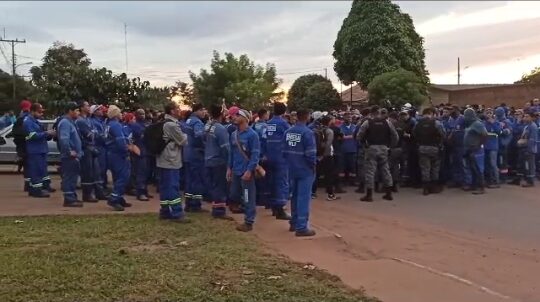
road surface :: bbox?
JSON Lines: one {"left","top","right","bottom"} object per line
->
{"left": 0, "top": 172, "right": 538, "bottom": 302}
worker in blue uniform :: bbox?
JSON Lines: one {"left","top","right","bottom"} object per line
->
{"left": 184, "top": 103, "right": 207, "bottom": 212}
{"left": 23, "top": 103, "right": 56, "bottom": 198}
{"left": 483, "top": 109, "right": 502, "bottom": 188}
{"left": 252, "top": 108, "right": 270, "bottom": 207}
{"left": 205, "top": 104, "right": 232, "bottom": 219}
{"left": 509, "top": 110, "right": 525, "bottom": 179}
{"left": 340, "top": 112, "right": 357, "bottom": 186}
{"left": 90, "top": 105, "right": 108, "bottom": 191}
{"left": 75, "top": 101, "right": 107, "bottom": 202}
{"left": 129, "top": 109, "right": 150, "bottom": 201}
{"left": 283, "top": 109, "right": 317, "bottom": 237}
{"left": 494, "top": 107, "right": 513, "bottom": 182}
{"left": 104, "top": 105, "right": 131, "bottom": 211}
{"left": 265, "top": 102, "right": 291, "bottom": 220}
{"left": 447, "top": 107, "right": 467, "bottom": 188}
{"left": 58, "top": 102, "right": 84, "bottom": 207}
{"left": 228, "top": 109, "right": 260, "bottom": 232}
{"left": 509, "top": 112, "right": 538, "bottom": 187}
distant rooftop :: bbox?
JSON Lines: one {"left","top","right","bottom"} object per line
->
{"left": 430, "top": 84, "right": 515, "bottom": 91}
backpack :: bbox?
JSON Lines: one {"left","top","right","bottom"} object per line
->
{"left": 313, "top": 125, "right": 328, "bottom": 156}
{"left": 12, "top": 115, "right": 27, "bottom": 156}
{"left": 143, "top": 119, "right": 171, "bottom": 155}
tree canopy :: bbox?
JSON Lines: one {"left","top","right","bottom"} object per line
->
{"left": 333, "top": 0, "right": 429, "bottom": 89}
{"left": 190, "top": 51, "right": 283, "bottom": 110}
{"left": 367, "top": 68, "right": 428, "bottom": 108}
{"left": 516, "top": 66, "right": 540, "bottom": 85}
{"left": 288, "top": 74, "right": 341, "bottom": 111}
{"left": 30, "top": 41, "right": 170, "bottom": 113}
{"left": 0, "top": 69, "right": 38, "bottom": 113}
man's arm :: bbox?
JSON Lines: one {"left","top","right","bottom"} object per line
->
{"left": 217, "top": 126, "right": 230, "bottom": 160}
{"left": 164, "top": 122, "right": 187, "bottom": 146}
{"left": 356, "top": 120, "right": 369, "bottom": 142}
{"left": 304, "top": 131, "right": 317, "bottom": 169}
{"left": 58, "top": 121, "right": 72, "bottom": 157}
{"left": 194, "top": 120, "right": 205, "bottom": 139}
{"left": 246, "top": 133, "right": 260, "bottom": 172}
{"left": 24, "top": 119, "right": 47, "bottom": 141}
{"left": 387, "top": 120, "right": 400, "bottom": 147}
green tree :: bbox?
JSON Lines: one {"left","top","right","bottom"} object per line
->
{"left": 333, "top": 0, "right": 429, "bottom": 89}
{"left": 516, "top": 66, "right": 540, "bottom": 84}
{"left": 0, "top": 68, "right": 39, "bottom": 112}
{"left": 190, "top": 51, "right": 282, "bottom": 110}
{"left": 288, "top": 74, "right": 341, "bottom": 111}
{"left": 367, "top": 68, "right": 428, "bottom": 108}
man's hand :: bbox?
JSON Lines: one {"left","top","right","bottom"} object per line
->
{"left": 241, "top": 170, "right": 252, "bottom": 181}
{"left": 69, "top": 150, "right": 77, "bottom": 158}
{"left": 47, "top": 129, "right": 56, "bottom": 136}
{"left": 226, "top": 168, "right": 232, "bottom": 182}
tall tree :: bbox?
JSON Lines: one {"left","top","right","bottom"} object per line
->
{"left": 367, "top": 68, "right": 428, "bottom": 108}
{"left": 190, "top": 51, "right": 282, "bottom": 110}
{"left": 333, "top": 0, "right": 429, "bottom": 89}
{"left": 288, "top": 74, "right": 341, "bottom": 111}
{"left": 0, "top": 68, "right": 38, "bottom": 112}
{"left": 516, "top": 66, "right": 540, "bottom": 84}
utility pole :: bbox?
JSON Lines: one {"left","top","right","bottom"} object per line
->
{"left": 0, "top": 37, "right": 26, "bottom": 103}
{"left": 124, "top": 23, "right": 128, "bottom": 73}
{"left": 324, "top": 67, "right": 328, "bottom": 79}
{"left": 350, "top": 84, "right": 353, "bottom": 108}
{"left": 457, "top": 57, "right": 461, "bottom": 85}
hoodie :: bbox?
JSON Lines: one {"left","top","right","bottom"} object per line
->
{"left": 494, "top": 107, "right": 513, "bottom": 147}
{"left": 463, "top": 108, "right": 488, "bottom": 151}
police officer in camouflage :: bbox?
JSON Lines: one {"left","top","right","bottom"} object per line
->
{"left": 356, "top": 107, "right": 399, "bottom": 202}
{"left": 413, "top": 108, "right": 446, "bottom": 195}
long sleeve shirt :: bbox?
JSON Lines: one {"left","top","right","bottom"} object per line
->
{"left": 184, "top": 114, "right": 205, "bottom": 162}
{"left": 229, "top": 127, "right": 260, "bottom": 176}
{"left": 58, "top": 116, "right": 83, "bottom": 159}
{"left": 204, "top": 121, "right": 230, "bottom": 167}
{"left": 105, "top": 118, "right": 129, "bottom": 156}
{"left": 23, "top": 115, "right": 50, "bottom": 154}
{"left": 266, "top": 116, "right": 290, "bottom": 163}
{"left": 283, "top": 122, "right": 317, "bottom": 178}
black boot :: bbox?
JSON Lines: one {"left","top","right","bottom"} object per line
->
{"left": 274, "top": 207, "right": 291, "bottom": 220}
{"left": 382, "top": 187, "right": 393, "bottom": 201}
{"left": 422, "top": 183, "right": 430, "bottom": 196}
{"left": 360, "top": 189, "right": 373, "bottom": 202}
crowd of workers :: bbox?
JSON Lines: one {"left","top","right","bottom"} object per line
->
{"left": 10, "top": 97, "right": 540, "bottom": 236}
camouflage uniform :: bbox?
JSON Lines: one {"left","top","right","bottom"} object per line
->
{"left": 418, "top": 146, "right": 441, "bottom": 182}
{"left": 364, "top": 145, "right": 393, "bottom": 190}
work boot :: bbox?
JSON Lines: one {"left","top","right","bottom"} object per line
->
{"left": 422, "top": 183, "right": 430, "bottom": 196}
{"left": 108, "top": 202, "right": 125, "bottom": 211}
{"left": 355, "top": 183, "right": 365, "bottom": 194}
{"left": 295, "top": 229, "right": 316, "bottom": 237}
{"left": 360, "top": 189, "right": 373, "bottom": 202}
{"left": 137, "top": 195, "right": 150, "bottom": 201}
{"left": 236, "top": 223, "right": 253, "bottom": 232}
{"left": 119, "top": 198, "right": 132, "bottom": 208}
{"left": 508, "top": 179, "right": 521, "bottom": 186}
{"left": 30, "top": 190, "right": 50, "bottom": 198}
{"left": 63, "top": 201, "right": 83, "bottom": 208}
{"left": 83, "top": 196, "right": 99, "bottom": 203}
{"left": 274, "top": 207, "right": 291, "bottom": 220}
{"left": 521, "top": 182, "right": 534, "bottom": 188}
{"left": 472, "top": 187, "right": 485, "bottom": 195}
{"left": 382, "top": 187, "right": 393, "bottom": 201}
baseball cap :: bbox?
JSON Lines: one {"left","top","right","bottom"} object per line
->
{"left": 228, "top": 106, "right": 240, "bottom": 116}
{"left": 312, "top": 111, "right": 323, "bottom": 120}
{"left": 20, "top": 100, "right": 32, "bottom": 111}
{"left": 237, "top": 109, "right": 252, "bottom": 121}
{"left": 90, "top": 104, "right": 103, "bottom": 115}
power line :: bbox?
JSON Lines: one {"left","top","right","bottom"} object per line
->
{"left": 0, "top": 37, "right": 26, "bottom": 103}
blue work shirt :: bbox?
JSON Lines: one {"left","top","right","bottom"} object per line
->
{"left": 204, "top": 121, "right": 230, "bottom": 167}
{"left": 252, "top": 120, "right": 268, "bottom": 158}
{"left": 184, "top": 114, "right": 205, "bottom": 162}
{"left": 520, "top": 122, "right": 538, "bottom": 154}
{"left": 448, "top": 115, "right": 465, "bottom": 147}
{"left": 229, "top": 127, "right": 260, "bottom": 176}
{"left": 340, "top": 122, "right": 357, "bottom": 154}
{"left": 58, "top": 116, "right": 83, "bottom": 159}
{"left": 23, "top": 115, "right": 49, "bottom": 154}
{"left": 483, "top": 120, "right": 501, "bottom": 151}
{"left": 512, "top": 121, "right": 526, "bottom": 147}
{"left": 283, "top": 122, "right": 317, "bottom": 178}
{"left": 91, "top": 116, "right": 107, "bottom": 148}
{"left": 496, "top": 117, "right": 513, "bottom": 147}
{"left": 105, "top": 118, "right": 129, "bottom": 156}
{"left": 129, "top": 120, "right": 147, "bottom": 156}
{"left": 75, "top": 116, "right": 95, "bottom": 149}
{"left": 266, "top": 116, "right": 289, "bottom": 163}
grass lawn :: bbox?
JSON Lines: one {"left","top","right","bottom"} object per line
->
{"left": 0, "top": 213, "right": 377, "bottom": 302}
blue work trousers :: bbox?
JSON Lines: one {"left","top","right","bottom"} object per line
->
{"left": 267, "top": 161, "right": 289, "bottom": 209}
{"left": 132, "top": 155, "right": 148, "bottom": 196}
{"left": 158, "top": 168, "right": 184, "bottom": 220}
{"left": 97, "top": 146, "right": 108, "bottom": 187}
{"left": 184, "top": 161, "right": 204, "bottom": 211}
{"left": 61, "top": 157, "right": 80, "bottom": 203}
{"left": 206, "top": 165, "right": 228, "bottom": 217}
{"left": 27, "top": 153, "right": 48, "bottom": 195}
{"left": 485, "top": 150, "right": 499, "bottom": 185}
{"left": 464, "top": 148, "right": 485, "bottom": 188}
{"left": 289, "top": 173, "right": 315, "bottom": 232}
{"left": 108, "top": 153, "right": 130, "bottom": 204}
{"left": 80, "top": 150, "right": 104, "bottom": 198}
{"left": 450, "top": 147, "right": 466, "bottom": 185}
{"left": 230, "top": 175, "right": 256, "bottom": 225}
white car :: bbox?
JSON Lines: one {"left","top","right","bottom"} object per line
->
{"left": 0, "top": 119, "right": 61, "bottom": 164}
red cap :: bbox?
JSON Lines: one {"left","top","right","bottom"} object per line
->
{"left": 20, "top": 100, "right": 32, "bottom": 112}
{"left": 228, "top": 106, "right": 240, "bottom": 116}
{"left": 123, "top": 112, "right": 135, "bottom": 123}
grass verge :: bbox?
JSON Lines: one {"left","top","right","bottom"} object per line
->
{"left": 0, "top": 213, "right": 377, "bottom": 302}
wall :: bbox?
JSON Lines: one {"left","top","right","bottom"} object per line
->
{"left": 429, "top": 89, "right": 450, "bottom": 105}
{"left": 448, "top": 84, "right": 540, "bottom": 108}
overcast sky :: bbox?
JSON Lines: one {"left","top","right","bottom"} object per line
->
{"left": 1, "top": 1, "right": 540, "bottom": 91}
